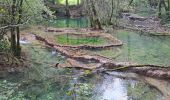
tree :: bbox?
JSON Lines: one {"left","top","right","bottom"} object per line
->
{"left": 0, "top": 0, "right": 52, "bottom": 57}
{"left": 129, "top": 0, "right": 170, "bottom": 18}
{"left": 65, "top": 0, "right": 70, "bottom": 17}
{"left": 77, "top": 0, "right": 80, "bottom": 5}
{"left": 83, "top": 0, "right": 102, "bottom": 29}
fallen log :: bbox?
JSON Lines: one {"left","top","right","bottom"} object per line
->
{"left": 101, "top": 62, "right": 170, "bottom": 79}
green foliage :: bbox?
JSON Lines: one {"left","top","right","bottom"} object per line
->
{"left": 0, "top": 0, "right": 53, "bottom": 26}
{"left": 0, "top": 39, "right": 10, "bottom": 51}
{"left": 55, "top": 34, "right": 105, "bottom": 45}
{"left": 127, "top": 82, "right": 161, "bottom": 100}
{"left": 67, "top": 83, "right": 93, "bottom": 98}
{"left": 0, "top": 80, "right": 25, "bottom": 100}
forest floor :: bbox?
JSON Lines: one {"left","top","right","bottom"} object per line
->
{"left": 119, "top": 13, "right": 170, "bottom": 35}
{"left": 48, "top": 4, "right": 83, "bottom": 18}
{"left": 0, "top": 50, "right": 28, "bottom": 74}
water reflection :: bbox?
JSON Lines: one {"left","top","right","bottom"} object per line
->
{"left": 114, "top": 30, "right": 170, "bottom": 66}
{"left": 0, "top": 44, "right": 166, "bottom": 100}
{"left": 47, "top": 17, "right": 89, "bottom": 28}
{"left": 93, "top": 73, "right": 163, "bottom": 100}
{"left": 1, "top": 18, "right": 170, "bottom": 100}
{"left": 95, "top": 77, "right": 128, "bottom": 100}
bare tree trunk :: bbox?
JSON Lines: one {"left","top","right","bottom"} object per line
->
{"left": 16, "top": 0, "right": 23, "bottom": 57}
{"left": 11, "top": 0, "right": 17, "bottom": 56}
{"left": 65, "top": 0, "right": 70, "bottom": 17}
{"left": 77, "top": 0, "right": 80, "bottom": 5}
{"left": 109, "top": 0, "right": 114, "bottom": 24}
{"left": 90, "top": 0, "right": 102, "bottom": 29}
{"left": 168, "top": 0, "right": 170, "bottom": 15}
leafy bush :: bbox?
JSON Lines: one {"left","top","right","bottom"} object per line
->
{"left": 0, "top": 38, "right": 10, "bottom": 51}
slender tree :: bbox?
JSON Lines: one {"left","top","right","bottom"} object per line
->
{"left": 0, "top": 0, "right": 52, "bottom": 57}
{"left": 65, "top": 0, "right": 70, "bottom": 17}
{"left": 11, "top": 0, "right": 17, "bottom": 56}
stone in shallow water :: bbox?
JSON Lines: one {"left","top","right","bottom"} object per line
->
{"left": 20, "top": 40, "right": 30, "bottom": 44}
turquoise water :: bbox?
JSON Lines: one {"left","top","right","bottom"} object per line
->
{"left": 0, "top": 44, "right": 163, "bottom": 100}
{"left": 114, "top": 30, "right": 170, "bottom": 66}
{"left": 1, "top": 18, "right": 170, "bottom": 100}
{"left": 46, "top": 17, "right": 89, "bottom": 28}
{"left": 46, "top": 18, "right": 170, "bottom": 66}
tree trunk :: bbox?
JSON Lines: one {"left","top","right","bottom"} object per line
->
{"left": 11, "top": 0, "right": 17, "bottom": 56}
{"left": 90, "top": 0, "right": 102, "bottom": 29}
{"left": 168, "top": 0, "right": 170, "bottom": 15}
{"left": 77, "top": 0, "right": 80, "bottom": 5}
{"left": 168, "top": 0, "right": 170, "bottom": 10}
{"left": 109, "top": 0, "right": 114, "bottom": 24}
{"left": 16, "top": 0, "right": 23, "bottom": 57}
{"left": 52, "top": 0, "right": 55, "bottom": 4}
{"left": 158, "top": 0, "right": 168, "bottom": 17}
{"left": 65, "top": 0, "right": 70, "bottom": 17}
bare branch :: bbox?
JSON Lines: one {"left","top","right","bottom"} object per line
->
{"left": 0, "top": 17, "right": 31, "bottom": 30}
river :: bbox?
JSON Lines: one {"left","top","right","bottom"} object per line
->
{"left": 0, "top": 18, "right": 170, "bottom": 100}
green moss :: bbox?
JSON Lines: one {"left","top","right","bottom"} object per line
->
{"left": 55, "top": 34, "right": 106, "bottom": 45}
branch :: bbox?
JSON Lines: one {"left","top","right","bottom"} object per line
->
{"left": 0, "top": 17, "right": 31, "bottom": 30}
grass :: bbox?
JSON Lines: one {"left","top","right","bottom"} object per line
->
{"left": 55, "top": 34, "right": 106, "bottom": 45}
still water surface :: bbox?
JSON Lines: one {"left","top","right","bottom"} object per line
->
{"left": 0, "top": 18, "right": 170, "bottom": 100}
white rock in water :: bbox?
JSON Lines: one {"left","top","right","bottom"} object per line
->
{"left": 20, "top": 40, "right": 30, "bottom": 44}
{"left": 3, "top": 80, "right": 7, "bottom": 83}
{"left": 52, "top": 51, "right": 56, "bottom": 55}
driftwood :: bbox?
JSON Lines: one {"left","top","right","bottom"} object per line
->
{"left": 34, "top": 33, "right": 170, "bottom": 79}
